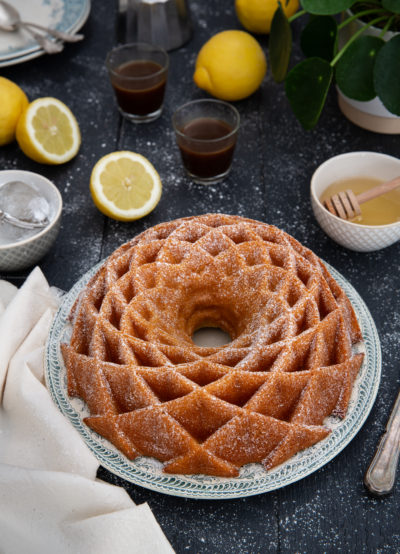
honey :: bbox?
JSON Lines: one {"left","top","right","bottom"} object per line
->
{"left": 320, "top": 176, "right": 400, "bottom": 225}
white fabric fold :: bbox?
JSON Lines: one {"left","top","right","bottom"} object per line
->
{"left": 0, "top": 268, "right": 174, "bottom": 554}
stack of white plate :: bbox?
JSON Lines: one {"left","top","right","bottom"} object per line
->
{"left": 0, "top": 0, "right": 90, "bottom": 67}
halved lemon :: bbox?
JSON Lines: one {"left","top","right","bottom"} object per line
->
{"left": 90, "top": 151, "right": 162, "bottom": 221}
{"left": 16, "top": 97, "right": 81, "bottom": 164}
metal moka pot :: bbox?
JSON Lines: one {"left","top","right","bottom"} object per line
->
{"left": 118, "top": 0, "right": 192, "bottom": 51}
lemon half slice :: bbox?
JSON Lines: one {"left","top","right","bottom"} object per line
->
{"left": 16, "top": 97, "right": 81, "bottom": 164}
{"left": 90, "top": 151, "right": 162, "bottom": 221}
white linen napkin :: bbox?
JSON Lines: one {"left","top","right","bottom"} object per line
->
{"left": 0, "top": 267, "right": 174, "bottom": 554}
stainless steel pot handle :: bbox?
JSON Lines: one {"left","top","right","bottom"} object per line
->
{"left": 364, "top": 389, "right": 400, "bottom": 495}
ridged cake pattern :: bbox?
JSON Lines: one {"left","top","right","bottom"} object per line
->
{"left": 61, "top": 214, "right": 364, "bottom": 477}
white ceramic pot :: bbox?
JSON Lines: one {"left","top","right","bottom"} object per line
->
{"left": 337, "top": 12, "right": 400, "bottom": 134}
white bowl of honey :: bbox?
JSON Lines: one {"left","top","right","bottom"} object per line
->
{"left": 311, "top": 151, "right": 400, "bottom": 252}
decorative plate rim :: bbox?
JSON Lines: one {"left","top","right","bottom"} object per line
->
{"left": 0, "top": 0, "right": 91, "bottom": 65}
{"left": 45, "top": 260, "right": 381, "bottom": 499}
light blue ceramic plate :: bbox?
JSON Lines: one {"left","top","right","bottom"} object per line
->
{"left": 0, "top": 0, "right": 90, "bottom": 66}
{"left": 45, "top": 261, "right": 381, "bottom": 499}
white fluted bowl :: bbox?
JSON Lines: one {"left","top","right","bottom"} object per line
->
{"left": 311, "top": 152, "right": 400, "bottom": 252}
{"left": 0, "top": 170, "right": 62, "bottom": 271}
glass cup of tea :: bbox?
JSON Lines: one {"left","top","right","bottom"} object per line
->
{"left": 106, "top": 42, "right": 169, "bottom": 123}
{"left": 172, "top": 99, "right": 240, "bottom": 184}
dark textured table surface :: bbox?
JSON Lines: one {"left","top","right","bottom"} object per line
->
{"left": 1, "top": 1, "right": 399, "bottom": 552}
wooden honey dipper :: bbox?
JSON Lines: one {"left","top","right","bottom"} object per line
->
{"left": 324, "top": 176, "right": 400, "bottom": 220}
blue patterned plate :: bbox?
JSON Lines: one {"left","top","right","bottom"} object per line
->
{"left": 45, "top": 261, "right": 381, "bottom": 499}
{"left": 0, "top": 0, "right": 90, "bottom": 65}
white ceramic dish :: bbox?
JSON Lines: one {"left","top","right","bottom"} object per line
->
{"left": 311, "top": 151, "right": 400, "bottom": 251}
{"left": 0, "top": 170, "right": 62, "bottom": 272}
{"left": 45, "top": 260, "right": 380, "bottom": 499}
{"left": 0, "top": 0, "right": 90, "bottom": 67}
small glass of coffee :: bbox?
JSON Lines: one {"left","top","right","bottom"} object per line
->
{"left": 106, "top": 43, "right": 169, "bottom": 123}
{"left": 172, "top": 99, "right": 240, "bottom": 184}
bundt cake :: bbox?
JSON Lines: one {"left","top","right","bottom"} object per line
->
{"left": 61, "top": 214, "right": 364, "bottom": 477}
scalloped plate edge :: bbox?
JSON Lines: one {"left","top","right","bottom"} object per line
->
{"left": 45, "top": 261, "right": 381, "bottom": 499}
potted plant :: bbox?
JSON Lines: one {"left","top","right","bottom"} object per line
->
{"left": 269, "top": 0, "right": 400, "bottom": 132}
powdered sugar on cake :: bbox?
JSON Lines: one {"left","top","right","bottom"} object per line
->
{"left": 61, "top": 214, "right": 364, "bottom": 477}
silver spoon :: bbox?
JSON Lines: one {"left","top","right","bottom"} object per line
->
{"left": 0, "top": 1, "right": 83, "bottom": 53}
{"left": 0, "top": 0, "right": 84, "bottom": 42}
{"left": 0, "top": 206, "right": 48, "bottom": 229}
{"left": 0, "top": 181, "right": 50, "bottom": 230}
{"left": 0, "top": 2, "right": 63, "bottom": 54}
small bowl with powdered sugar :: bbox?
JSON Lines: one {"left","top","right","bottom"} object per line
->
{"left": 0, "top": 170, "right": 62, "bottom": 272}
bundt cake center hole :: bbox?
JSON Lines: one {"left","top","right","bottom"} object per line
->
{"left": 186, "top": 305, "right": 238, "bottom": 346}
{"left": 192, "top": 327, "right": 232, "bottom": 347}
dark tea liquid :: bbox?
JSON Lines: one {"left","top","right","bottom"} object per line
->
{"left": 177, "top": 118, "right": 236, "bottom": 179}
{"left": 111, "top": 60, "right": 167, "bottom": 115}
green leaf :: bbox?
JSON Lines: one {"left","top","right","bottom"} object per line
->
{"left": 374, "top": 35, "right": 400, "bottom": 115}
{"left": 382, "top": 0, "right": 400, "bottom": 14}
{"left": 301, "top": 16, "right": 337, "bottom": 61}
{"left": 336, "top": 36, "right": 384, "bottom": 101}
{"left": 285, "top": 57, "right": 333, "bottom": 129}
{"left": 269, "top": 6, "right": 292, "bottom": 82}
{"left": 300, "top": 0, "right": 354, "bottom": 15}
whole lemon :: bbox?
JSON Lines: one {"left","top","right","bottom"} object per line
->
{"left": 235, "top": 0, "right": 299, "bottom": 34}
{"left": 193, "top": 30, "right": 267, "bottom": 101}
{"left": 0, "top": 77, "right": 29, "bottom": 146}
